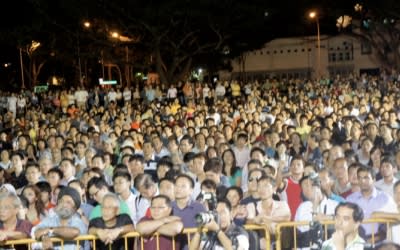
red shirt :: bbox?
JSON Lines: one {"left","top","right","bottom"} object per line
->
{"left": 138, "top": 217, "right": 180, "bottom": 250}
{"left": 285, "top": 177, "right": 302, "bottom": 220}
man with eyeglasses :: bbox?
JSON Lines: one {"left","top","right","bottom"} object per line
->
{"left": 136, "top": 195, "right": 183, "bottom": 250}
{"left": 240, "top": 168, "right": 266, "bottom": 206}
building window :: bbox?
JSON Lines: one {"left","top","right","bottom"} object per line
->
{"left": 329, "top": 53, "right": 336, "bottom": 62}
{"left": 361, "top": 41, "right": 372, "bottom": 54}
{"left": 345, "top": 52, "right": 351, "bottom": 61}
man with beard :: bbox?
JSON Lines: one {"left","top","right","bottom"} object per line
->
{"left": 33, "top": 186, "right": 87, "bottom": 250}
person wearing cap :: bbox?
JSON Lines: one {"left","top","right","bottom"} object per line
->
{"left": 33, "top": 186, "right": 87, "bottom": 250}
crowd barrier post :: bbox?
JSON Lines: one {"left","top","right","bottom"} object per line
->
{"left": 1, "top": 219, "right": 395, "bottom": 250}
{"left": 275, "top": 218, "right": 397, "bottom": 250}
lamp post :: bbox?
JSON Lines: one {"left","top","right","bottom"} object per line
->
{"left": 309, "top": 11, "right": 321, "bottom": 79}
{"left": 19, "top": 48, "right": 25, "bottom": 89}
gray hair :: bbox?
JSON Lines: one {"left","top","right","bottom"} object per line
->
{"left": 0, "top": 192, "right": 22, "bottom": 208}
{"left": 102, "top": 192, "right": 121, "bottom": 209}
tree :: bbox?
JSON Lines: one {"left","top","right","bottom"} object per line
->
{"left": 85, "top": 0, "right": 277, "bottom": 84}
{"left": 336, "top": 0, "right": 400, "bottom": 72}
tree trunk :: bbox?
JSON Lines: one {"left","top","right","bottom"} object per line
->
{"left": 155, "top": 45, "right": 168, "bottom": 84}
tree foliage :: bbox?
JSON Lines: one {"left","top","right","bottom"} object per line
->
{"left": 323, "top": 0, "right": 400, "bottom": 71}
{"left": 5, "top": 0, "right": 400, "bottom": 87}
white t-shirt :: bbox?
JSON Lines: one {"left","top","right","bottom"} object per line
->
{"left": 167, "top": 87, "right": 177, "bottom": 98}
{"left": 123, "top": 90, "right": 132, "bottom": 101}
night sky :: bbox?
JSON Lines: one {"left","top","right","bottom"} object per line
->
{"left": 0, "top": 0, "right": 397, "bottom": 87}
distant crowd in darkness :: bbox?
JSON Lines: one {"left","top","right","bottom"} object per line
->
{"left": 1, "top": 72, "right": 400, "bottom": 249}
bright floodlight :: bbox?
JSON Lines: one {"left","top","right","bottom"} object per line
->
{"left": 111, "top": 32, "right": 119, "bottom": 38}
{"left": 309, "top": 11, "right": 317, "bottom": 19}
{"left": 83, "top": 21, "right": 91, "bottom": 28}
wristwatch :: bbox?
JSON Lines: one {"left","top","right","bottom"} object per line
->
{"left": 48, "top": 227, "right": 54, "bottom": 237}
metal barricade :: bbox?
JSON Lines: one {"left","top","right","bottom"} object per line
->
{"left": 275, "top": 218, "right": 397, "bottom": 250}
{"left": 244, "top": 224, "right": 271, "bottom": 250}
{"left": 0, "top": 235, "right": 97, "bottom": 250}
{"left": 122, "top": 225, "right": 269, "bottom": 250}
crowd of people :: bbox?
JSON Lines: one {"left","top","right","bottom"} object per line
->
{"left": 0, "top": 73, "right": 400, "bottom": 249}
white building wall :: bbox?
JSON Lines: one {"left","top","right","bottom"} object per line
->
{"left": 224, "top": 34, "right": 380, "bottom": 80}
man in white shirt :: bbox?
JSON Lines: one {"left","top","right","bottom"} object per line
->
{"left": 113, "top": 171, "right": 137, "bottom": 224}
{"left": 167, "top": 84, "right": 177, "bottom": 101}
{"left": 295, "top": 174, "right": 339, "bottom": 249}
{"left": 215, "top": 81, "right": 226, "bottom": 100}
{"left": 123, "top": 87, "right": 132, "bottom": 104}
{"left": 7, "top": 93, "right": 17, "bottom": 118}
{"left": 375, "top": 157, "right": 398, "bottom": 198}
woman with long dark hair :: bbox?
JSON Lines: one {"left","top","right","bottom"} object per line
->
{"left": 221, "top": 149, "right": 242, "bottom": 187}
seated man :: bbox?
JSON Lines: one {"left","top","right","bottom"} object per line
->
{"left": 89, "top": 193, "right": 135, "bottom": 250}
{"left": 189, "top": 199, "right": 249, "bottom": 250}
{"left": 136, "top": 195, "right": 183, "bottom": 250}
{"left": 33, "top": 187, "right": 87, "bottom": 250}
{"left": 321, "top": 202, "right": 365, "bottom": 250}
{"left": 0, "top": 193, "right": 32, "bottom": 250}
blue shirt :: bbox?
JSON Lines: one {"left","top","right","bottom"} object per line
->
{"left": 33, "top": 213, "right": 87, "bottom": 250}
{"left": 172, "top": 199, "right": 206, "bottom": 228}
{"left": 346, "top": 187, "right": 397, "bottom": 235}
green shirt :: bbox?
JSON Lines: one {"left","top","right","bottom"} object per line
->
{"left": 89, "top": 200, "right": 131, "bottom": 220}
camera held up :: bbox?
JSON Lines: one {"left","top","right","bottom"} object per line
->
{"left": 195, "top": 211, "right": 219, "bottom": 226}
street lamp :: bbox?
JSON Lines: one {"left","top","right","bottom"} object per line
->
{"left": 83, "top": 21, "right": 91, "bottom": 28}
{"left": 309, "top": 11, "right": 321, "bottom": 79}
{"left": 19, "top": 41, "right": 41, "bottom": 89}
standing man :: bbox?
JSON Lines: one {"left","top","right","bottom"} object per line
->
{"left": 33, "top": 187, "right": 87, "bottom": 250}
{"left": 321, "top": 202, "right": 365, "bottom": 250}
{"left": 172, "top": 174, "right": 206, "bottom": 249}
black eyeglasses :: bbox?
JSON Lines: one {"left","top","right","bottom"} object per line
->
{"left": 90, "top": 189, "right": 100, "bottom": 199}
{"left": 248, "top": 177, "right": 260, "bottom": 182}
